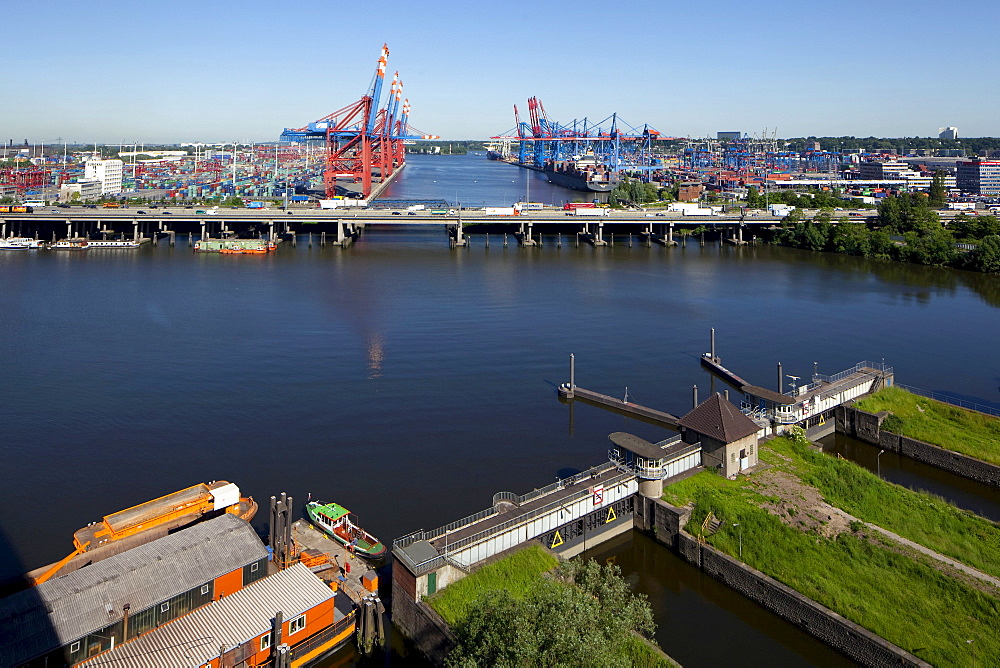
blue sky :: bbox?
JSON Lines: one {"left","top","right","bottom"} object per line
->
{"left": 6, "top": 0, "right": 999, "bottom": 143}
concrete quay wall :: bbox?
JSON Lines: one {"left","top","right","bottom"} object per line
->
{"left": 391, "top": 559, "right": 456, "bottom": 664}
{"left": 647, "top": 499, "right": 929, "bottom": 667}
{"left": 836, "top": 405, "right": 1000, "bottom": 487}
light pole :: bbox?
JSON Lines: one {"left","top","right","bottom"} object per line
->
{"left": 877, "top": 449, "right": 885, "bottom": 479}
{"left": 732, "top": 522, "right": 742, "bottom": 559}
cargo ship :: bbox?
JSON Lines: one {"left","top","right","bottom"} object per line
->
{"left": 542, "top": 156, "right": 619, "bottom": 193}
{"left": 306, "top": 501, "right": 387, "bottom": 559}
{"left": 29, "top": 481, "right": 257, "bottom": 585}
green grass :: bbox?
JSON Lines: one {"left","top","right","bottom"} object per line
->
{"left": 854, "top": 386, "right": 1000, "bottom": 465}
{"left": 661, "top": 457, "right": 1000, "bottom": 666}
{"left": 621, "top": 633, "right": 679, "bottom": 667}
{"left": 427, "top": 545, "right": 558, "bottom": 626}
{"left": 764, "top": 437, "right": 1000, "bottom": 579}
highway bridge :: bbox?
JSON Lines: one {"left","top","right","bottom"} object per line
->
{"left": 0, "top": 206, "right": 968, "bottom": 248}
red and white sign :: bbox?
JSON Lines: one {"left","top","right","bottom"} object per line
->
{"left": 592, "top": 485, "right": 604, "bottom": 505}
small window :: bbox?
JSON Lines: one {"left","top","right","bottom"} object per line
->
{"left": 731, "top": 453, "right": 736, "bottom": 463}
{"left": 260, "top": 633, "right": 271, "bottom": 651}
{"left": 160, "top": 602, "right": 169, "bottom": 613}
{"left": 70, "top": 641, "right": 81, "bottom": 653}
{"left": 288, "top": 614, "right": 306, "bottom": 635}
{"left": 250, "top": 562, "right": 260, "bottom": 573}
{"left": 201, "top": 584, "right": 210, "bottom": 595}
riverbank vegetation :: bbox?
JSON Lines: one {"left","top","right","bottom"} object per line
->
{"left": 854, "top": 386, "right": 1000, "bottom": 465}
{"left": 768, "top": 192, "right": 1000, "bottom": 272}
{"left": 428, "top": 546, "right": 674, "bottom": 667}
{"left": 662, "top": 435, "right": 1000, "bottom": 666}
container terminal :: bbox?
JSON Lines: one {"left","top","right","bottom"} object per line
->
{"left": 0, "top": 44, "right": 438, "bottom": 211}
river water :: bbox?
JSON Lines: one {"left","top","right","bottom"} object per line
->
{"left": 2, "top": 153, "right": 999, "bottom": 663}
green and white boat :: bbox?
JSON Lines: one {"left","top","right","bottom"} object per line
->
{"left": 306, "top": 501, "right": 387, "bottom": 559}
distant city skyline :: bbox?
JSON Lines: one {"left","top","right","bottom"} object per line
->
{"left": 6, "top": 0, "right": 998, "bottom": 143}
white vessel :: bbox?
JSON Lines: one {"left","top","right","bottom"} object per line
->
{"left": 0, "top": 237, "right": 46, "bottom": 250}
{"left": 86, "top": 240, "right": 140, "bottom": 249}
{"left": 49, "top": 239, "right": 89, "bottom": 250}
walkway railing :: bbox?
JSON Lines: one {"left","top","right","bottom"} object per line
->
{"left": 394, "top": 464, "right": 631, "bottom": 576}
{"left": 813, "top": 360, "right": 892, "bottom": 386}
{"left": 895, "top": 383, "right": 1000, "bottom": 418}
{"left": 394, "top": 462, "right": 617, "bottom": 552}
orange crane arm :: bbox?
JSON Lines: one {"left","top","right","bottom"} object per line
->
{"left": 32, "top": 541, "right": 91, "bottom": 585}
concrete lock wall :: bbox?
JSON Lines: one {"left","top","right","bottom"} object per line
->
{"left": 390, "top": 578, "right": 456, "bottom": 665}
{"left": 699, "top": 548, "right": 929, "bottom": 667}
{"left": 837, "top": 405, "right": 1000, "bottom": 487}
{"left": 646, "top": 499, "right": 928, "bottom": 667}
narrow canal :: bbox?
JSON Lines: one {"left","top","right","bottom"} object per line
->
{"left": 583, "top": 530, "right": 852, "bottom": 667}
{"left": 820, "top": 432, "right": 1000, "bottom": 522}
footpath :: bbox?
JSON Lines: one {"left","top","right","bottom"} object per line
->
{"left": 829, "top": 507, "right": 1000, "bottom": 591}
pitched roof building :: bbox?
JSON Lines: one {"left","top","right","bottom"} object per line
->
{"left": 678, "top": 393, "right": 761, "bottom": 478}
{"left": 0, "top": 513, "right": 268, "bottom": 667}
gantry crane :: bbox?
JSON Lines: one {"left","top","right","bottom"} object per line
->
{"left": 280, "top": 44, "right": 438, "bottom": 199}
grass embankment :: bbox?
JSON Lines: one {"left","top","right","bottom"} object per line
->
{"left": 428, "top": 545, "right": 558, "bottom": 626}
{"left": 663, "top": 438, "right": 1000, "bottom": 667}
{"left": 766, "top": 436, "right": 1000, "bottom": 579}
{"left": 854, "top": 386, "right": 1000, "bottom": 465}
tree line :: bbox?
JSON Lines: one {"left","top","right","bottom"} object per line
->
{"left": 771, "top": 195, "right": 1000, "bottom": 273}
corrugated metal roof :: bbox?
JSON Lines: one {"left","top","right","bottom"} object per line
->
{"left": 78, "top": 563, "right": 337, "bottom": 668}
{"left": 0, "top": 514, "right": 267, "bottom": 667}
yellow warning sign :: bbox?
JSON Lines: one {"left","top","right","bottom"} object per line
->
{"left": 606, "top": 506, "right": 617, "bottom": 524}
{"left": 550, "top": 530, "right": 564, "bottom": 548}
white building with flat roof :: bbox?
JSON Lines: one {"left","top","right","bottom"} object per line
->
{"left": 84, "top": 158, "right": 123, "bottom": 195}
{"left": 59, "top": 178, "right": 103, "bottom": 201}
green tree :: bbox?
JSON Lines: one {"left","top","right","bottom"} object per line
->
{"left": 447, "top": 559, "right": 656, "bottom": 668}
{"left": 928, "top": 170, "right": 947, "bottom": 207}
{"left": 900, "top": 227, "right": 957, "bottom": 266}
{"left": 966, "top": 235, "right": 1000, "bottom": 273}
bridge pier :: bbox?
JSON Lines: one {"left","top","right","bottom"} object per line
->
{"left": 450, "top": 219, "right": 467, "bottom": 248}
{"left": 66, "top": 221, "right": 72, "bottom": 240}
{"left": 517, "top": 220, "right": 536, "bottom": 247}
{"left": 584, "top": 221, "right": 607, "bottom": 247}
